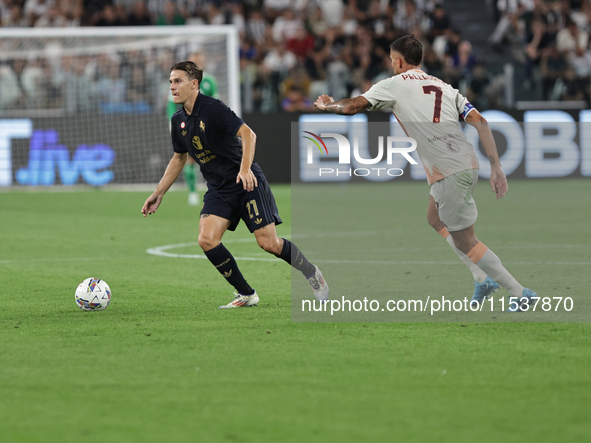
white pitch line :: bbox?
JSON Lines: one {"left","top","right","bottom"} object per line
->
{"left": 145, "top": 241, "right": 591, "bottom": 265}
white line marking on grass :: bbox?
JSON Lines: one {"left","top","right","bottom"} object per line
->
{"left": 145, "top": 241, "right": 591, "bottom": 265}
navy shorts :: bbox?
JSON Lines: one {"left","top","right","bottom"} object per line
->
{"left": 201, "top": 176, "right": 282, "bottom": 233}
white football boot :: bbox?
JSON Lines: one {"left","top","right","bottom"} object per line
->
{"left": 307, "top": 265, "right": 329, "bottom": 302}
{"left": 218, "top": 291, "right": 259, "bottom": 308}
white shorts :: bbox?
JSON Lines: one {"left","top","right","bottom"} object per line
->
{"left": 430, "top": 169, "right": 479, "bottom": 232}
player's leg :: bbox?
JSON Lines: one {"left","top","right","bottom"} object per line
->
{"left": 198, "top": 213, "right": 258, "bottom": 308}
{"left": 429, "top": 173, "right": 500, "bottom": 303}
{"left": 253, "top": 223, "right": 329, "bottom": 302}
{"left": 184, "top": 157, "right": 199, "bottom": 206}
{"left": 428, "top": 195, "right": 488, "bottom": 284}
{"left": 244, "top": 176, "right": 329, "bottom": 302}
{"left": 449, "top": 225, "right": 537, "bottom": 311}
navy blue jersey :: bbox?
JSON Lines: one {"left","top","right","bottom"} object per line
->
{"left": 171, "top": 93, "right": 262, "bottom": 192}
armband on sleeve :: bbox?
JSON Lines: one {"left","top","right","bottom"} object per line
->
{"left": 460, "top": 102, "right": 475, "bottom": 120}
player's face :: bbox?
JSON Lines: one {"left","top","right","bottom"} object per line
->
{"left": 390, "top": 50, "right": 403, "bottom": 75}
{"left": 169, "top": 70, "right": 197, "bottom": 104}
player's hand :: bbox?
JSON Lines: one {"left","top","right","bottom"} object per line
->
{"left": 236, "top": 169, "right": 258, "bottom": 192}
{"left": 314, "top": 94, "right": 335, "bottom": 111}
{"left": 141, "top": 193, "right": 163, "bottom": 217}
{"left": 489, "top": 166, "right": 508, "bottom": 200}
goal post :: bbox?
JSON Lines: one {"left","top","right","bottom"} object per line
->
{"left": 0, "top": 26, "right": 240, "bottom": 188}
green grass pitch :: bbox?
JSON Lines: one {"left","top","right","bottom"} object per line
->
{"left": 1, "top": 180, "right": 590, "bottom": 442}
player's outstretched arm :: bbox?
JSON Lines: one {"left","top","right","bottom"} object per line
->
{"left": 236, "top": 123, "right": 258, "bottom": 192}
{"left": 465, "top": 110, "right": 508, "bottom": 200}
{"left": 141, "top": 152, "right": 187, "bottom": 216}
{"left": 314, "top": 94, "right": 371, "bottom": 115}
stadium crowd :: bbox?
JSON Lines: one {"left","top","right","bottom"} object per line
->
{"left": 0, "top": 0, "right": 589, "bottom": 113}
{"left": 490, "top": 0, "right": 591, "bottom": 101}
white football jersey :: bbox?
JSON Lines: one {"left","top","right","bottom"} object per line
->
{"left": 362, "top": 69, "right": 479, "bottom": 184}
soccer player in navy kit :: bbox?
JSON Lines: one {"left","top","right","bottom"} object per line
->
{"left": 141, "top": 61, "right": 328, "bottom": 308}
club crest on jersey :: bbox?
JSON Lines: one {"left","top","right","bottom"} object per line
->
{"left": 200, "top": 121, "right": 205, "bottom": 132}
{"left": 192, "top": 136, "right": 204, "bottom": 150}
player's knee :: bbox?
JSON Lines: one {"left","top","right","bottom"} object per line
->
{"left": 257, "top": 237, "right": 281, "bottom": 255}
{"left": 198, "top": 234, "right": 218, "bottom": 252}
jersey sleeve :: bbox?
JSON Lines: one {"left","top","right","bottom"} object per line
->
{"left": 170, "top": 117, "right": 186, "bottom": 154}
{"left": 212, "top": 100, "right": 244, "bottom": 135}
{"left": 361, "top": 78, "right": 396, "bottom": 111}
{"left": 455, "top": 91, "right": 476, "bottom": 120}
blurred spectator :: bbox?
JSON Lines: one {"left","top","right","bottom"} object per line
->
{"left": 155, "top": 1, "right": 184, "bottom": 25}
{"left": 24, "top": 0, "right": 54, "bottom": 26}
{"left": 2, "top": 4, "right": 30, "bottom": 26}
{"left": 263, "top": 40, "right": 297, "bottom": 77}
{"left": 57, "top": 0, "right": 82, "bottom": 26}
{"left": 127, "top": 0, "right": 152, "bottom": 26}
{"left": 443, "top": 28, "right": 463, "bottom": 61}
{"left": 560, "top": 67, "right": 586, "bottom": 100}
{"left": 541, "top": 45, "right": 568, "bottom": 99}
{"left": 21, "top": 58, "right": 46, "bottom": 108}
{"left": 63, "top": 55, "right": 96, "bottom": 114}
{"left": 34, "top": 3, "right": 68, "bottom": 26}
{"left": 240, "top": 37, "right": 258, "bottom": 62}
{"left": 339, "top": 5, "right": 358, "bottom": 36}
{"left": 524, "top": 19, "right": 556, "bottom": 91}
{"left": 126, "top": 64, "right": 152, "bottom": 111}
{"left": 96, "top": 57, "right": 127, "bottom": 107}
{"left": 489, "top": 0, "right": 534, "bottom": 50}
{"left": 364, "top": 0, "right": 388, "bottom": 36}
{"left": 326, "top": 51, "right": 352, "bottom": 101}
{"left": 0, "top": 62, "right": 23, "bottom": 109}
{"left": 252, "top": 65, "right": 280, "bottom": 113}
{"left": 318, "top": 0, "right": 344, "bottom": 27}
{"left": 282, "top": 65, "right": 311, "bottom": 99}
{"left": 467, "top": 63, "right": 493, "bottom": 109}
{"left": 264, "top": 0, "right": 291, "bottom": 20}
{"left": 246, "top": 9, "right": 268, "bottom": 45}
{"left": 556, "top": 17, "right": 589, "bottom": 79}
{"left": 272, "top": 9, "right": 303, "bottom": 42}
{"left": 95, "top": 4, "right": 126, "bottom": 26}
{"left": 281, "top": 86, "right": 315, "bottom": 111}
{"left": 393, "top": 1, "right": 430, "bottom": 33}
{"left": 452, "top": 40, "right": 477, "bottom": 79}
{"left": 207, "top": 3, "right": 244, "bottom": 32}
{"left": 429, "top": 5, "right": 452, "bottom": 42}
{"left": 286, "top": 27, "right": 315, "bottom": 62}
{"left": 422, "top": 46, "right": 443, "bottom": 77}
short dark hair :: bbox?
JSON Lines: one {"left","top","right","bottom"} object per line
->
{"left": 170, "top": 61, "right": 203, "bottom": 86}
{"left": 390, "top": 35, "right": 423, "bottom": 66}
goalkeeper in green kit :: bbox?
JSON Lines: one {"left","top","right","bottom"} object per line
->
{"left": 166, "top": 51, "right": 219, "bottom": 206}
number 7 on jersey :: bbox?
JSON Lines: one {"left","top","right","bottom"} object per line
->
{"left": 422, "top": 85, "right": 442, "bottom": 123}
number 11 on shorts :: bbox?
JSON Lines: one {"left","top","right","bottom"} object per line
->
{"left": 246, "top": 199, "right": 259, "bottom": 219}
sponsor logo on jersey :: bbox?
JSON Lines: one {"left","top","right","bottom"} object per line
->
{"left": 192, "top": 136, "right": 204, "bottom": 150}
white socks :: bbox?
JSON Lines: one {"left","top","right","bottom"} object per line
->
{"left": 444, "top": 234, "right": 488, "bottom": 283}
{"left": 438, "top": 227, "right": 487, "bottom": 283}
{"left": 467, "top": 242, "right": 524, "bottom": 297}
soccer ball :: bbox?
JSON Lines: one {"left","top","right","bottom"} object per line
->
{"left": 75, "top": 278, "right": 111, "bottom": 311}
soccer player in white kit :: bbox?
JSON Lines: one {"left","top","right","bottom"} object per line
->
{"left": 314, "top": 35, "right": 537, "bottom": 311}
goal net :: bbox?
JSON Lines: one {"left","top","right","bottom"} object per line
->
{"left": 0, "top": 26, "right": 239, "bottom": 188}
